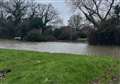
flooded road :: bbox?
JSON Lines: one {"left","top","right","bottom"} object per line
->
{"left": 0, "top": 39, "right": 120, "bottom": 57}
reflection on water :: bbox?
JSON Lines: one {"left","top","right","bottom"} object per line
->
{"left": 0, "top": 39, "right": 120, "bottom": 57}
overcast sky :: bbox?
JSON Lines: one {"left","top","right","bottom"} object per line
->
{"left": 36, "top": 0, "right": 73, "bottom": 25}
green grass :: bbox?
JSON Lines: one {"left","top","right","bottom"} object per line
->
{"left": 0, "top": 49, "right": 119, "bottom": 84}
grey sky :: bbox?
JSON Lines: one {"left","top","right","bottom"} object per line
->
{"left": 36, "top": 0, "right": 73, "bottom": 25}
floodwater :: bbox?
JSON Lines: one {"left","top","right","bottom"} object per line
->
{"left": 0, "top": 39, "right": 120, "bottom": 57}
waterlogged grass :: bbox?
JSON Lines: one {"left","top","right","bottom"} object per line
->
{"left": 0, "top": 49, "right": 119, "bottom": 84}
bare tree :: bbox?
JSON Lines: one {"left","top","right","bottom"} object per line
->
{"left": 4, "top": 0, "right": 28, "bottom": 25}
{"left": 27, "top": 0, "right": 39, "bottom": 19}
{"left": 0, "top": 0, "right": 60, "bottom": 38}
{"left": 114, "top": 4, "right": 120, "bottom": 19}
{"left": 66, "top": 0, "right": 119, "bottom": 29}
{"left": 0, "top": 0, "right": 8, "bottom": 26}
{"left": 68, "top": 14, "right": 82, "bottom": 30}
{"left": 0, "top": 0, "right": 29, "bottom": 37}
{"left": 28, "top": 3, "right": 59, "bottom": 33}
{"left": 38, "top": 4, "right": 58, "bottom": 27}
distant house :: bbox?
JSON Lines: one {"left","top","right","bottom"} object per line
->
{"left": 60, "top": 26, "right": 76, "bottom": 33}
{"left": 61, "top": 26, "right": 81, "bottom": 40}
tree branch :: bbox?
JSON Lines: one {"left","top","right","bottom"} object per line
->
{"left": 104, "top": 0, "right": 115, "bottom": 20}
{"left": 92, "top": 0, "right": 103, "bottom": 20}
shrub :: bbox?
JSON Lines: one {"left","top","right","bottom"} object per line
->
{"left": 88, "top": 17, "right": 120, "bottom": 45}
{"left": 78, "top": 32, "right": 87, "bottom": 38}
{"left": 88, "top": 30, "right": 117, "bottom": 45}
{"left": 24, "top": 30, "right": 44, "bottom": 41}
{"left": 24, "top": 29, "right": 56, "bottom": 42}
{"left": 88, "top": 30, "right": 97, "bottom": 45}
{"left": 71, "top": 32, "right": 79, "bottom": 40}
{"left": 58, "top": 32, "right": 71, "bottom": 40}
{"left": 53, "top": 29, "right": 79, "bottom": 41}
{"left": 53, "top": 29, "right": 62, "bottom": 39}
{"left": 44, "top": 35, "right": 57, "bottom": 41}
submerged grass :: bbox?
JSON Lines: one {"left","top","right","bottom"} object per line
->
{"left": 0, "top": 49, "right": 119, "bottom": 84}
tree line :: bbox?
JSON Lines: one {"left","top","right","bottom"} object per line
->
{"left": 0, "top": 0, "right": 89, "bottom": 42}
{"left": 0, "top": 0, "right": 60, "bottom": 40}
{"left": 0, "top": 0, "right": 120, "bottom": 45}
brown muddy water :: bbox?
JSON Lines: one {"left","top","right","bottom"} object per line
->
{"left": 0, "top": 39, "right": 120, "bottom": 57}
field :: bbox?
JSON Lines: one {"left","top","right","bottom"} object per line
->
{"left": 0, "top": 49, "right": 119, "bottom": 84}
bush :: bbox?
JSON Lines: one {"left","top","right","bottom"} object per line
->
{"left": 53, "top": 29, "right": 62, "bottom": 39}
{"left": 114, "top": 26, "right": 120, "bottom": 45}
{"left": 53, "top": 29, "right": 79, "bottom": 41}
{"left": 88, "top": 30, "right": 97, "bottom": 45}
{"left": 88, "top": 30, "right": 118, "bottom": 45}
{"left": 88, "top": 17, "right": 120, "bottom": 45}
{"left": 78, "top": 32, "right": 87, "bottom": 38}
{"left": 71, "top": 32, "right": 79, "bottom": 40}
{"left": 58, "top": 32, "right": 71, "bottom": 40}
{"left": 24, "top": 30, "right": 56, "bottom": 42}
{"left": 44, "top": 35, "right": 57, "bottom": 41}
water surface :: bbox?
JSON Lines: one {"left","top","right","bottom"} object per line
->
{"left": 0, "top": 39, "right": 120, "bottom": 57}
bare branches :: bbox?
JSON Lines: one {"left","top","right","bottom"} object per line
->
{"left": 66, "top": 0, "right": 118, "bottom": 29}
{"left": 92, "top": 0, "right": 103, "bottom": 20}
{"left": 68, "top": 14, "right": 82, "bottom": 29}
{"left": 104, "top": 0, "right": 115, "bottom": 20}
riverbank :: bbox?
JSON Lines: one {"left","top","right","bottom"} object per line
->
{"left": 0, "top": 49, "right": 119, "bottom": 84}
